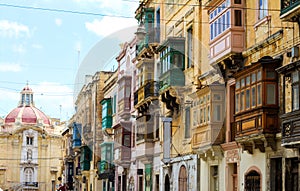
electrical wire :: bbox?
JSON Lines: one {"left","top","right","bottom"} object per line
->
{"left": 0, "top": 3, "right": 135, "bottom": 18}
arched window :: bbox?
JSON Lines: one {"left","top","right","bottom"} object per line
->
{"left": 24, "top": 168, "right": 33, "bottom": 182}
{"left": 178, "top": 165, "right": 187, "bottom": 191}
{"left": 245, "top": 170, "right": 260, "bottom": 191}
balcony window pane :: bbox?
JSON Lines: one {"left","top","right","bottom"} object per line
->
{"left": 257, "top": 84, "right": 262, "bottom": 105}
{"left": 235, "top": 93, "right": 239, "bottom": 113}
{"left": 240, "top": 91, "right": 244, "bottom": 111}
{"left": 236, "top": 81, "right": 240, "bottom": 89}
{"left": 246, "top": 89, "right": 250, "bottom": 109}
{"left": 185, "top": 107, "right": 191, "bottom": 138}
{"left": 213, "top": 105, "right": 221, "bottom": 122}
{"left": 234, "top": 0, "right": 241, "bottom": 4}
{"left": 267, "top": 84, "right": 276, "bottom": 104}
{"left": 252, "top": 87, "right": 256, "bottom": 107}
{"left": 241, "top": 78, "right": 245, "bottom": 88}
{"left": 207, "top": 106, "right": 210, "bottom": 122}
{"left": 257, "top": 70, "right": 262, "bottom": 81}
{"left": 234, "top": 10, "right": 242, "bottom": 26}
{"left": 246, "top": 76, "right": 250, "bottom": 86}
{"left": 293, "top": 85, "right": 299, "bottom": 111}
{"left": 251, "top": 73, "right": 256, "bottom": 83}
{"left": 193, "top": 110, "right": 197, "bottom": 126}
{"left": 267, "top": 70, "right": 276, "bottom": 79}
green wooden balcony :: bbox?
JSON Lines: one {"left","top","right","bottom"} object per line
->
{"left": 159, "top": 67, "right": 185, "bottom": 91}
{"left": 281, "top": 0, "right": 300, "bottom": 21}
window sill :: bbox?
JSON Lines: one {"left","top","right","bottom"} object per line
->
{"left": 254, "top": 15, "right": 271, "bottom": 30}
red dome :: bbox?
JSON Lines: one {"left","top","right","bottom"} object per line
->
{"left": 5, "top": 106, "right": 50, "bottom": 125}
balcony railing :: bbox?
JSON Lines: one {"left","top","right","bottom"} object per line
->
{"left": 23, "top": 182, "right": 38, "bottom": 187}
{"left": 134, "top": 81, "right": 159, "bottom": 106}
{"left": 281, "top": 0, "right": 300, "bottom": 16}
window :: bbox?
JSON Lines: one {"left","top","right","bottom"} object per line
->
{"left": 27, "top": 149, "right": 32, "bottom": 160}
{"left": 292, "top": 71, "right": 300, "bottom": 111}
{"left": 251, "top": 87, "right": 256, "bottom": 107}
{"left": 26, "top": 137, "right": 33, "bottom": 145}
{"left": 234, "top": 10, "right": 242, "bottom": 26}
{"left": 185, "top": 107, "right": 191, "bottom": 138}
{"left": 179, "top": 166, "right": 187, "bottom": 191}
{"left": 246, "top": 89, "right": 250, "bottom": 109}
{"left": 258, "top": 0, "right": 268, "bottom": 20}
{"left": 210, "top": 166, "right": 219, "bottom": 191}
{"left": 240, "top": 91, "right": 244, "bottom": 111}
{"left": 235, "top": 93, "right": 239, "bottom": 112}
{"left": 213, "top": 105, "right": 221, "bottom": 121}
{"left": 251, "top": 73, "right": 256, "bottom": 83}
{"left": 113, "top": 94, "right": 117, "bottom": 114}
{"left": 210, "top": 10, "right": 231, "bottom": 40}
{"left": 266, "top": 84, "right": 276, "bottom": 105}
{"left": 245, "top": 170, "right": 260, "bottom": 190}
{"left": 257, "top": 70, "right": 262, "bottom": 81}
{"left": 24, "top": 168, "right": 33, "bottom": 182}
{"left": 257, "top": 84, "right": 262, "bottom": 105}
{"left": 234, "top": 0, "right": 241, "bottom": 4}
{"left": 187, "top": 27, "right": 193, "bottom": 68}
{"left": 270, "top": 158, "right": 282, "bottom": 191}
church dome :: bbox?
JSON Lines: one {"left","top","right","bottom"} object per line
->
{"left": 4, "top": 85, "right": 50, "bottom": 126}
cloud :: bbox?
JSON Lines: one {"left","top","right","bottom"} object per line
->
{"left": 0, "top": 63, "right": 22, "bottom": 72}
{"left": 85, "top": 17, "right": 137, "bottom": 37}
{"left": 32, "top": 82, "right": 74, "bottom": 120}
{"left": 0, "top": 20, "right": 30, "bottom": 38}
{"left": 12, "top": 44, "right": 26, "bottom": 54}
{"left": 55, "top": 18, "right": 62, "bottom": 26}
{"left": 32, "top": 44, "right": 43, "bottom": 49}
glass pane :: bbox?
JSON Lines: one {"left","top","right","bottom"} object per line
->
{"left": 251, "top": 73, "right": 256, "bottom": 83}
{"left": 214, "top": 94, "right": 221, "bottom": 101}
{"left": 252, "top": 87, "right": 256, "bottom": 107}
{"left": 240, "top": 91, "right": 244, "bottom": 111}
{"left": 235, "top": 93, "right": 239, "bottom": 113}
{"left": 293, "top": 85, "right": 299, "bottom": 110}
{"left": 257, "top": 84, "right": 262, "bottom": 105}
{"left": 213, "top": 105, "right": 221, "bottom": 121}
{"left": 267, "top": 84, "right": 276, "bottom": 104}
{"left": 207, "top": 106, "right": 210, "bottom": 122}
{"left": 246, "top": 89, "right": 250, "bottom": 109}
{"left": 292, "top": 71, "right": 299, "bottom": 83}
{"left": 236, "top": 81, "right": 240, "bottom": 89}
{"left": 257, "top": 70, "right": 262, "bottom": 81}
{"left": 246, "top": 76, "right": 250, "bottom": 86}
{"left": 267, "top": 71, "right": 275, "bottom": 79}
{"left": 241, "top": 78, "right": 245, "bottom": 88}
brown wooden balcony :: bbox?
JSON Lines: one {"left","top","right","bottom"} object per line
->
{"left": 134, "top": 81, "right": 159, "bottom": 109}
{"left": 230, "top": 122, "right": 237, "bottom": 142}
{"left": 280, "top": 0, "right": 300, "bottom": 21}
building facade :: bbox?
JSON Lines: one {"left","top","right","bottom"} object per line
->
{"left": 0, "top": 85, "right": 64, "bottom": 191}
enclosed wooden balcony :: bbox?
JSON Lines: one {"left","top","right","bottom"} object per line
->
{"left": 114, "top": 121, "right": 132, "bottom": 167}
{"left": 280, "top": 0, "right": 300, "bottom": 21}
{"left": 72, "top": 123, "right": 81, "bottom": 150}
{"left": 98, "top": 160, "right": 115, "bottom": 180}
{"left": 276, "top": 60, "right": 300, "bottom": 147}
{"left": 208, "top": 0, "right": 245, "bottom": 64}
{"left": 136, "top": 114, "right": 154, "bottom": 142}
{"left": 80, "top": 145, "right": 92, "bottom": 171}
{"left": 159, "top": 67, "right": 185, "bottom": 91}
{"left": 234, "top": 57, "right": 281, "bottom": 153}
{"left": 101, "top": 98, "right": 112, "bottom": 130}
{"left": 134, "top": 80, "right": 159, "bottom": 110}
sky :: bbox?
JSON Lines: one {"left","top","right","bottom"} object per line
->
{"left": 0, "top": 0, "right": 139, "bottom": 121}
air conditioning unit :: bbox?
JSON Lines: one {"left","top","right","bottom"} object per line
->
{"left": 291, "top": 46, "right": 299, "bottom": 58}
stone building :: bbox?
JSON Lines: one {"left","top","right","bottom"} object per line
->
{"left": 0, "top": 85, "right": 64, "bottom": 191}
